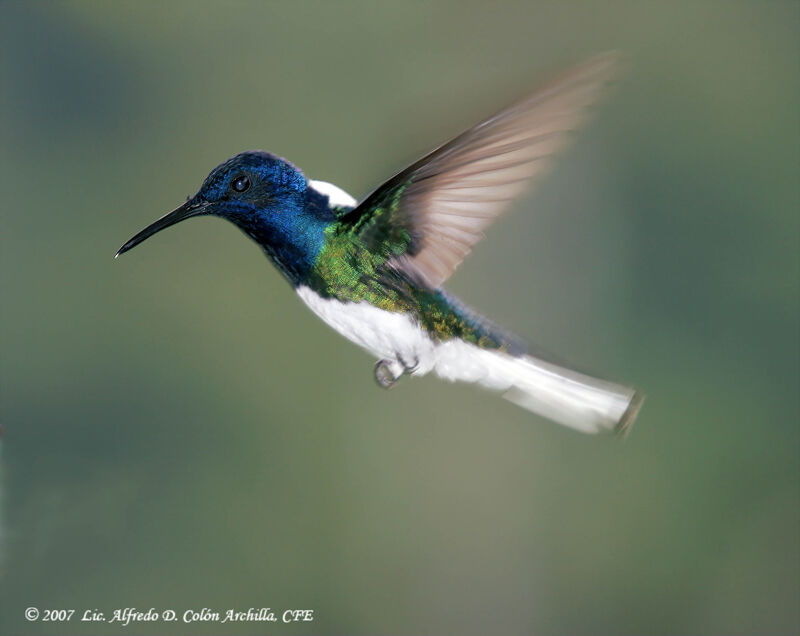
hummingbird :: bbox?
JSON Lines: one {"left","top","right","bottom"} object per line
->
{"left": 117, "top": 54, "right": 642, "bottom": 435}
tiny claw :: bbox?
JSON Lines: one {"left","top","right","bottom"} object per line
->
{"left": 374, "top": 359, "right": 401, "bottom": 389}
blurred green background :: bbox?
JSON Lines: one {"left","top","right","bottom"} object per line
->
{"left": 1, "top": 2, "right": 798, "bottom": 635}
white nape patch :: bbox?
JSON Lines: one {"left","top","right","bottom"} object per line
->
{"left": 308, "top": 180, "right": 357, "bottom": 208}
{"left": 296, "top": 286, "right": 637, "bottom": 434}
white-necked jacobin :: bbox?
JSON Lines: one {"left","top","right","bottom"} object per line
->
{"left": 117, "top": 54, "right": 643, "bottom": 435}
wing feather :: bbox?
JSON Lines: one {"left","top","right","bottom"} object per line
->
{"left": 349, "top": 53, "right": 620, "bottom": 289}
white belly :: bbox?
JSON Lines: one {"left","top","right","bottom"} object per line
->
{"left": 295, "top": 286, "right": 639, "bottom": 434}
{"left": 296, "top": 286, "right": 437, "bottom": 373}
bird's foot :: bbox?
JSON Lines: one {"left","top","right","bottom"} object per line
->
{"left": 374, "top": 359, "right": 404, "bottom": 389}
{"left": 374, "top": 356, "right": 421, "bottom": 389}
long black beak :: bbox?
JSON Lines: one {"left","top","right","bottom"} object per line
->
{"left": 115, "top": 199, "right": 208, "bottom": 258}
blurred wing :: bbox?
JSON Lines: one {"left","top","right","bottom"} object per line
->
{"left": 349, "top": 53, "right": 619, "bottom": 289}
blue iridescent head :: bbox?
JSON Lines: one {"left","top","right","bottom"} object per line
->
{"left": 117, "top": 151, "right": 334, "bottom": 282}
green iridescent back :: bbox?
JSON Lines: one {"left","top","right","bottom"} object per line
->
{"left": 306, "top": 194, "right": 524, "bottom": 355}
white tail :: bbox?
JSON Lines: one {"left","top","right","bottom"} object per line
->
{"left": 432, "top": 342, "right": 642, "bottom": 435}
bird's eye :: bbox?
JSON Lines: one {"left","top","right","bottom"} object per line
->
{"left": 231, "top": 175, "right": 250, "bottom": 193}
